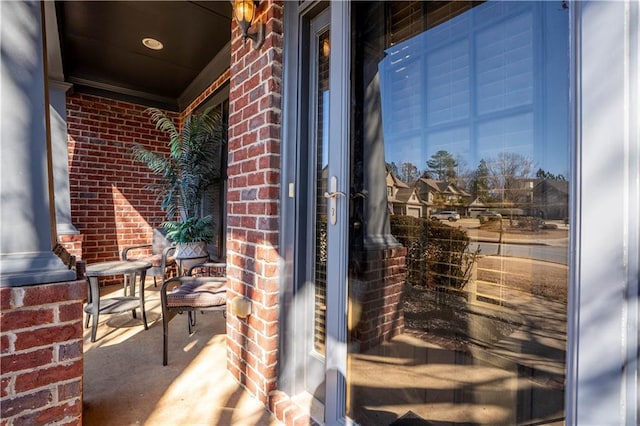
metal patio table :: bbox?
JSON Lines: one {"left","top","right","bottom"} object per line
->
{"left": 84, "top": 260, "right": 152, "bottom": 342}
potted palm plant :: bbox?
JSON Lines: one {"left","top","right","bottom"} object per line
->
{"left": 132, "top": 106, "right": 223, "bottom": 269}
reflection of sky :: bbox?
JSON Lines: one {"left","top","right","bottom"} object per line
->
{"left": 322, "top": 91, "right": 329, "bottom": 168}
{"left": 379, "top": 1, "right": 569, "bottom": 176}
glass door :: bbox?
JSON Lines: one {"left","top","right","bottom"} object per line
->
{"left": 294, "top": 7, "right": 333, "bottom": 417}
{"left": 293, "top": 2, "right": 353, "bottom": 422}
{"left": 307, "top": 7, "right": 331, "bottom": 404}
{"left": 288, "top": 2, "right": 570, "bottom": 423}
{"left": 344, "top": 1, "right": 571, "bottom": 425}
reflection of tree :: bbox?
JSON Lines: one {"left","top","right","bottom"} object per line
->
{"left": 387, "top": 161, "right": 421, "bottom": 183}
{"left": 387, "top": 162, "right": 399, "bottom": 178}
{"left": 394, "top": 151, "right": 537, "bottom": 206}
{"left": 470, "top": 159, "right": 491, "bottom": 202}
{"left": 486, "top": 153, "right": 534, "bottom": 204}
{"left": 426, "top": 150, "right": 458, "bottom": 182}
{"left": 453, "top": 154, "right": 472, "bottom": 191}
{"left": 536, "top": 168, "right": 566, "bottom": 181}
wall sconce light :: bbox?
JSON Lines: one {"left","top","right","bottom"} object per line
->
{"left": 232, "top": 0, "right": 265, "bottom": 49}
{"left": 322, "top": 38, "right": 330, "bottom": 58}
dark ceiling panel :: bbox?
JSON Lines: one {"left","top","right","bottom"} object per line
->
{"left": 57, "top": 1, "right": 232, "bottom": 109}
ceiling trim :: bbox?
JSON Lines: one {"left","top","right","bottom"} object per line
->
{"left": 68, "top": 77, "right": 179, "bottom": 110}
{"left": 178, "top": 41, "right": 232, "bottom": 111}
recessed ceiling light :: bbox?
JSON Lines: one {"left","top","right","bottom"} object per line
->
{"left": 142, "top": 37, "right": 163, "bottom": 50}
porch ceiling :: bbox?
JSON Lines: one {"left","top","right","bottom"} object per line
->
{"left": 49, "top": 1, "right": 232, "bottom": 111}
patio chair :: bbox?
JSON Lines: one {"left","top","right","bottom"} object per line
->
{"left": 121, "top": 228, "right": 176, "bottom": 292}
{"left": 53, "top": 243, "right": 76, "bottom": 270}
{"left": 160, "top": 262, "right": 227, "bottom": 365}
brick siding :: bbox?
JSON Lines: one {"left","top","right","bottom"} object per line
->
{"left": 66, "top": 94, "right": 174, "bottom": 284}
{"left": 270, "top": 391, "right": 323, "bottom": 426}
{"left": 0, "top": 281, "right": 86, "bottom": 425}
{"left": 182, "top": 68, "right": 232, "bottom": 117}
{"left": 226, "top": 0, "right": 284, "bottom": 409}
{"left": 66, "top": 80, "right": 231, "bottom": 274}
{"left": 58, "top": 234, "right": 84, "bottom": 262}
{"left": 350, "top": 247, "right": 408, "bottom": 352}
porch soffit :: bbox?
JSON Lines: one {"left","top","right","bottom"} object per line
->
{"left": 47, "top": 1, "right": 232, "bottom": 111}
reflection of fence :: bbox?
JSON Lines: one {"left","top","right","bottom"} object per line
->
{"left": 469, "top": 267, "right": 508, "bottom": 307}
{"left": 390, "top": 216, "right": 477, "bottom": 290}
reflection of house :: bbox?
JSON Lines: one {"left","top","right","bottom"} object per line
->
{"left": 466, "top": 197, "right": 488, "bottom": 218}
{"left": 415, "top": 178, "right": 439, "bottom": 209}
{"left": 385, "top": 167, "right": 409, "bottom": 202}
{"left": 482, "top": 177, "right": 537, "bottom": 205}
{"left": 386, "top": 171, "right": 472, "bottom": 218}
{"left": 415, "top": 178, "right": 471, "bottom": 216}
{"left": 533, "top": 179, "right": 569, "bottom": 219}
{"left": 394, "top": 187, "right": 423, "bottom": 217}
{"left": 386, "top": 168, "right": 423, "bottom": 217}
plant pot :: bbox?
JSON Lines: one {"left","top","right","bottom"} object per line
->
{"left": 174, "top": 242, "right": 209, "bottom": 274}
{"left": 174, "top": 242, "right": 208, "bottom": 259}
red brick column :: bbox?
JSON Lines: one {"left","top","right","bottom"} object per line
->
{"left": 0, "top": 281, "right": 86, "bottom": 424}
{"left": 351, "top": 247, "right": 408, "bottom": 351}
{"left": 226, "top": 0, "right": 283, "bottom": 406}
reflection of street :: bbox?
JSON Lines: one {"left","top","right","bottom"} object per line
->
{"left": 470, "top": 242, "right": 568, "bottom": 264}
{"left": 449, "top": 218, "right": 569, "bottom": 264}
{"left": 477, "top": 255, "right": 567, "bottom": 301}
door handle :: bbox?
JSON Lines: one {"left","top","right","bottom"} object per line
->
{"left": 323, "top": 191, "right": 346, "bottom": 199}
{"left": 351, "top": 190, "right": 368, "bottom": 199}
{"left": 324, "top": 176, "right": 344, "bottom": 225}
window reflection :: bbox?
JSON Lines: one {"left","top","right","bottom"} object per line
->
{"left": 347, "top": 1, "right": 569, "bottom": 424}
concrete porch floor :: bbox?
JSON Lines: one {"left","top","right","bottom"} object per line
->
{"left": 82, "top": 279, "right": 282, "bottom": 426}
{"left": 82, "top": 257, "right": 566, "bottom": 425}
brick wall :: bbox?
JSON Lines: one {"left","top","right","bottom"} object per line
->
{"left": 350, "top": 247, "right": 408, "bottom": 352}
{"left": 58, "top": 234, "right": 84, "bottom": 262}
{"left": 182, "top": 68, "right": 232, "bottom": 117}
{"left": 66, "top": 94, "right": 174, "bottom": 283}
{"left": 66, "top": 77, "right": 232, "bottom": 271}
{"left": 226, "top": 0, "right": 283, "bottom": 409}
{"left": 0, "top": 281, "right": 86, "bottom": 425}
